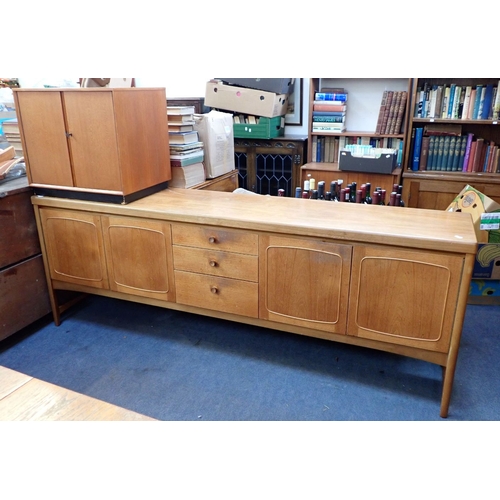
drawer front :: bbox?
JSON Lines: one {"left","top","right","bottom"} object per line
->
{"left": 174, "top": 270, "right": 258, "bottom": 318}
{"left": 173, "top": 246, "right": 258, "bottom": 282}
{"left": 171, "top": 224, "right": 258, "bottom": 255}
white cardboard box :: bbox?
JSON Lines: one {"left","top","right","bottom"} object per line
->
{"left": 193, "top": 110, "right": 235, "bottom": 179}
{"left": 204, "top": 80, "right": 289, "bottom": 118}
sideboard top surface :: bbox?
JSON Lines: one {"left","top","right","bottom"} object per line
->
{"left": 32, "top": 188, "right": 477, "bottom": 254}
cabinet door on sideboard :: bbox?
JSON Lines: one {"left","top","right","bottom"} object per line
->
{"left": 348, "top": 245, "right": 464, "bottom": 353}
{"left": 39, "top": 208, "right": 109, "bottom": 290}
{"left": 259, "top": 235, "right": 352, "bottom": 334}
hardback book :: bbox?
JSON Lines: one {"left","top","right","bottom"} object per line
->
{"left": 380, "top": 91, "right": 394, "bottom": 134}
{"left": 312, "top": 110, "right": 346, "bottom": 117}
{"left": 167, "top": 114, "right": 195, "bottom": 124}
{"left": 462, "top": 133, "right": 475, "bottom": 171}
{"left": 492, "top": 81, "right": 500, "bottom": 120}
{"left": 441, "top": 86, "right": 451, "bottom": 118}
{"left": 451, "top": 86, "right": 462, "bottom": 119}
{"left": 311, "top": 136, "right": 318, "bottom": 162}
{"left": 314, "top": 92, "right": 348, "bottom": 102}
{"left": 414, "top": 88, "right": 423, "bottom": 117}
{"left": 433, "top": 85, "right": 444, "bottom": 119}
{"left": 436, "top": 136, "right": 445, "bottom": 170}
{"left": 428, "top": 86, "right": 438, "bottom": 118}
{"left": 442, "top": 136, "right": 452, "bottom": 171}
{"left": 169, "top": 141, "right": 204, "bottom": 152}
{"left": 479, "top": 84, "right": 494, "bottom": 120}
{"left": 392, "top": 91, "right": 408, "bottom": 135}
{"left": 376, "top": 90, "right": 389, "bottom": 134}
{"left": 312, "top": 124, "right": 346, "bottom": 133}
{"left": 170, "top": 153, "right": 204, "bottom": 168}
{"left": 427, "top": 135, "right": 437, "bottom": 170}
{"left": 458, "top": 135, "right": 467, "bottom": 171}
{"left": 472, "top": 85, "right": 483, "bottom": 119}
{"left": 462, "top": 86, "right": 473, "bottom": 120}
{"left": 169, "top": 162, "right": 206, "bottom": 189}
{"left": 312, "top": 103, "right": 346, "bottom": 112}
{"left": 1, "top": 119, "right": 20, "bottom": 134}
{"left": 466, "top": 89, "right": 477, "bottom": 120}
{"left": 168, "top": 124, "right": 194, "bottom": 133}
{"left": 451, "top": 135, "right": 462, "bottom": 171}
{"left": 419, "top": 135, "right": 430, "bottom": 170}
{"left": 168, "top": 130, "right": 199, "bottom": 145}
{"left": 446, "top": 84, "right": 456, "bottom": 118}
{"left": 312, "top": 115, "right": 345, "bottom": 123}
{"left": 470, "top": 138, "right": 484, "bottom": 171}
{"left": 386, "top": 91, "right": 402, "bottom": 134}
{"left": 167, "top": 105, "right": 196, "bottom": 115}
{"left": 320, "top": 87, "right": 346, "bottom": 94}
{"left": 169, "top": 148, "right": 204, "bottom": 160}
{"left": 412, "top": 127, "right": 424, "bottom": 171}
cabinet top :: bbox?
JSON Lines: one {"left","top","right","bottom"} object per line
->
{"left": 32, "top": 188, "right": 477, "bottom": 254}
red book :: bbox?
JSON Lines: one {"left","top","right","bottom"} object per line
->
{"left": 312, "top": 103, "right": 347, "bottom": 112}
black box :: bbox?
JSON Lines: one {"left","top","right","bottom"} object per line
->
{"left": 216, "top": 78, "right": 295, "bottom": 95}
{"left": 338, "top": 150, "right": 397, "bottom": 174}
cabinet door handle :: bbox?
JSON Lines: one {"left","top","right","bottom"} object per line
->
{"left": 209, "top": 260, "right": 218, "bottom": 267}
{"left": 208, "top": 237, "right": 217, "bottom": 244}
{"left": 210, "top": 286, "right": 219, "bottom": 294}
{"left": 65, "top": 132, "right": 73, "bottom": 138}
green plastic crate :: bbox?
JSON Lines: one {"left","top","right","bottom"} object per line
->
{"left": 233, "top": 116, "right": 285, "bottom": 139}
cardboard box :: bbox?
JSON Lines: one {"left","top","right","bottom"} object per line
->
{"left": 446, "top": 185, "right": 500, "bottom": 243}
{"left": 469, "top": 279, "right": 500, "bottom": 297}
{"left": 205, "top": 80, "right": 289, "bottom": 118}
{"left": 216, "top": 78, "right": 295, "bottom": 95}
{"left": 233, "top": 116, "right": 285, "bottom": 139}
{"left": 473, "top": 244, "right": 500, "bottom": 279}
{"left": 446, "top": 185, "right": 500, "bottom": 279}
{"left": 338, "top": 150, "right": 397, "bottom": 174}
{"left": 193, "top": 110, "right": 235, "bottom": 179}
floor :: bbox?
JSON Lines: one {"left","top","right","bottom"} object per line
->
{"left": 0, "top": 365, "right": 155, "bottom": 421}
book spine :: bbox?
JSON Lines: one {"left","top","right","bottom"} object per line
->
{"left": 376, "top": 90, "right": 388, "bottom": 134}
{"left": 492, "top": 81, "right": 500, "bottom": 120}
{"left": 427, "top": 135, "right": 436, "bottom": 170}
{"left": 419, "top": 135, "right": 430, "bottom": 170}
{"left": 458, "top": 135, "right": 467, "bottom": 171}
{"left": 461, "top": 86, "right": 472, "bottom": 120}
{"left": 314, "top": 93, "right": 348, "bottom": 101}
{"left": 472, "top": 86, "right": 483, "bottom": 119}
{"left": 412, "top": 127, "right": 424, "bottom": 171}
{"left": 441, "top": 86, "right": 450, "bottom": 118}
{"left": 462, "top": 133, "right": 474, "bottom": 171}
{"left": 436, "top": 136, "right": 445, "bottom": 170}
{"left": 447, "top": 84, "right": 456, "bottom": 118}
{"left": 480, "top": 84, "right": 494, "bottom": 120}
{"left": 393, "top": 91, "right": 408, "bottom": 135}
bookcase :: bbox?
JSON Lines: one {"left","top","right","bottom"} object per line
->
{"left": 402, "top": 78, "right": 500, "bottom": 209}
{"left": 302, "top": 78, "right": 412, "bottom": 197}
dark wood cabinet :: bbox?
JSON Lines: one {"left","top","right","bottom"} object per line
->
{"left": 233, "top": 135, "right": 307, "bottom": 196}
{"left": 0, "top": 177, "right": 51, "bottom": 341}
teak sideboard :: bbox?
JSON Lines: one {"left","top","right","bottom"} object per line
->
{"left": 31, "top": 188, "right": 477, "bottom": 418}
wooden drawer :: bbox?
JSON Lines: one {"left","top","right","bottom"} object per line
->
{"left": 173, "top": 246, "right": 258, "bottom": 282}
{"left": 171, "top": 224, "right": 258, "bottom": 255}
{"left": 174, "top": 270, "right": 258, "bottom": 318}
{"left": 0, "top": 254, "right": 51, "bottom": 341}
{"left": 0, "top": 189, "right": 41, "bottom": 269}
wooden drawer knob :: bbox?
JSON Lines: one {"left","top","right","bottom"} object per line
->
{"left": 210, "top": 286, "right": 219, "bottom": 294}
{"left": 209, "top": 260, "right": 218, "bottom": 267}
{"left": 208, "top": 236, "right": 217, "bottom": 244}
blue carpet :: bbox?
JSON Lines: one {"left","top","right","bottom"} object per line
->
{"left": 1, "top": 295, "right": 499, "bottom": 420}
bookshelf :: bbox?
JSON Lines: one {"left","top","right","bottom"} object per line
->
{"left": 303, "top": 78, "right": 412, "bottom": 197}
{"left": 402, "top": 78, "right": 500, "bottom": 209}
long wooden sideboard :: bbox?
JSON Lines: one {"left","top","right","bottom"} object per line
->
{"left": 31, "top": 188, "right": 477, "bottom": 418}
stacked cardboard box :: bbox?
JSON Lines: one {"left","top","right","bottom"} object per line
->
{"left": 204, "top": 79, "right": 293, "bottom": 139}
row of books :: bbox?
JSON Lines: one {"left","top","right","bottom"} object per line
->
{"left": 375, "top": 90, "right": 408, "bottom": 135}
{"left": 311, "top": 89, "right": 347, "bottom": 133}
{"left": 167, "top": 105, "right": 206, "bottom": 188}
{"left": 411, "top": 127, "right": 500, "bottom": 173}
{"left": 311, "top": 135, "right": 404, "bottom": 165}
{"left": 414, "top": 81, "right": 500, "bottom": 121}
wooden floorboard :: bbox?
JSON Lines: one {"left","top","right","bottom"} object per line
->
{"left": 0, "top": 366, "right": 156, "bottom": 421}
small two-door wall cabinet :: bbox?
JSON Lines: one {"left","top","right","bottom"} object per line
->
{"left": 13, "top": 88, "right": 171, "bottom": 203}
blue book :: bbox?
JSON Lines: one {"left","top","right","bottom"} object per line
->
{"left": 480, "top": 84, "right": 494, "bottom": 119}
{"left": 447, "top": 84, "right": 456, "bottom": 118}
{"left": 412, "top": 127, "right": 424, "bottom": 171}
{"left": 315, "top": 93, "right": 348, "bottom": 101}
{"left": 427, "top": 136, "right": 436, "bottom": 170}
{"left": 458, "top": 135, "right": 467, "bottom": 171}
{"left": 312, "top": 111, "right": 346, "bottom": 117}
{"left": 472, "top": 85, "right": 483, "bottom": 119}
